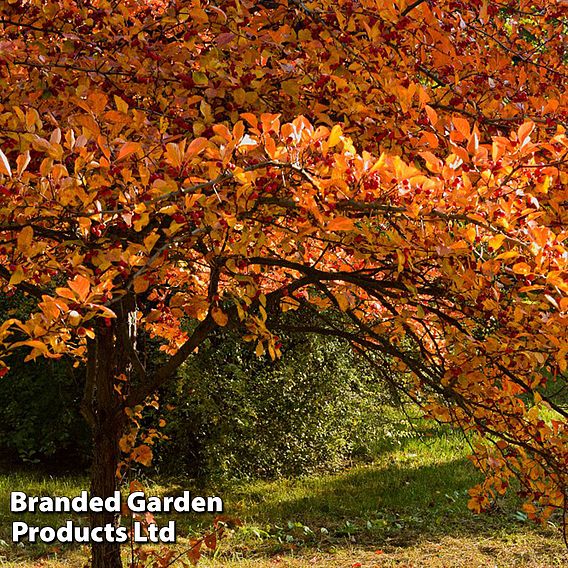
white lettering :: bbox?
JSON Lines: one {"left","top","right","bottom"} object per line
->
{"left": 192, "top": 497, "right": 205, "bottom": 512}
{"left": 159, "top": 521, "right": 176, "bottom": 543}
{"left": 39, "top": 526, "right": 56, "bottom": 543}
{"left": 207, "top": 496, "right": 223, "bottom": 513}
{"left": 105, "top": 492, "right": 121, "bottom": 513}
{"left": 127, "top": 491, "right": 146, "bottom": 513}
{"left": 115, "top": 526, "right": 128, "bottom": 543}
{"left": 10, "top": 492, "right": 28, "bottom": 513}
{"left": 39, "top": 497, "right": 54, "bottom": 513}
{"left": 90, "top": 497, "right": 103, "bottom": 512}
{"left": 91, "top": 527, "right": 103, "bottom": 543}
{"left": 12, "top": 522, "right": 28, "bottom": 541}
{"left": 133, "top": 521, "right": 148, "bottom": 542}
{"left": 173, "top": 492, "right": 190, "bottom": 512}
{"left": 147, "top": 496, "right": 162, "bottom": 512}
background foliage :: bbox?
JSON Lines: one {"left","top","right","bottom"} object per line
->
{"left": 0, "top": 294, "right": 88, "bottom": 465}
{"left": 157, "top": 331, "right": 391, "bottom": 480}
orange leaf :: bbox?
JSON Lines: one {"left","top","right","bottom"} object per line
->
{"left": 419, "top": 151, "right": 442, "bottom": 173}
{"left": 17, "top": 226, "right": 33, "bottom": 253}
{"left": 117, "top": 141, "right": 141, "bottom": 161}
{"left": 68, "top": 275, "right": 91, "bottom": 302}
{"left": 131, "top": 444, "right": 153, "bottom": 467}
{"left": 425, "top": 105, "right": 438, "bottom": 126}
{"left": 240, "top": 113, "right": 258, "bottom": 129}
{"left": 56, "top": 287, "right": 76, "bottom": 300}
{"left": 212, "top": 307, "right": 229, "bottom": 326}
{"left": 133, "top": 276, "right": 150, "bottom": 294}
{"left": 512, "top": 262, "right": 531, "bottom": 276}
{"left": 0, "top": 149, "right": 12, "bottom": 176}
{"left": 517, "top": 121, "right": 535, "bottom": 145}
{"left": 186, "top": 137, "right": 208, "bottom": 158}
{"left": 452, "top": 116, "right": 470, "bottom": 139}
{"left": 327, "top": 217, "right": 355, "bottom": 231}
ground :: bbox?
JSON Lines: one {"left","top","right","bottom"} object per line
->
{"left": 0, "top": 432, "right": 566, "bottom": 567}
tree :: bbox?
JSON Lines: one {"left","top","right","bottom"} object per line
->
{"left": 0, "top": 0, "right": 566, "bottom": 565}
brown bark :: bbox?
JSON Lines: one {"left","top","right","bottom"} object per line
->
{"left": 87, "top": 320, "right": 125, "bottom": 568}
{"left": 90, "top": 416, "right": 123, "bottom": 568}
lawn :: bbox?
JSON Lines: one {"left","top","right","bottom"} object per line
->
{"left": 0, "top": 431, "right": 565, "bottom": 567}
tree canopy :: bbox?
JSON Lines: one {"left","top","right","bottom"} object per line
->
{"left": 0, "top": 0, "right": 566, "bottom": 565}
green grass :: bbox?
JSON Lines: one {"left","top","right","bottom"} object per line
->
{"left": 0, "top": 430, "right": 566, "bottom": 567}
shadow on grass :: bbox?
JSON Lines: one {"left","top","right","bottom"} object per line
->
{"left": 220, "top": 451, "right": 554, "bottom": 553}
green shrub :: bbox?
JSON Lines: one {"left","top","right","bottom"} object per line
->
{"left": 156, "top": 331, "right": 391, "bottom": 481}
{"left": 0, "top": 355, "right": 89, "bottom": 464}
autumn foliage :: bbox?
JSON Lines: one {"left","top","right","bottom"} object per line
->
{"left": 0, "top": 0, "right": 567, "bottom": 565}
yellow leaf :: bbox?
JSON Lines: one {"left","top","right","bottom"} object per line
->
{"left": 212, "top": 307, "right": 229, "bottom": 327}
{"left": 0, "top": 149, "right": 12, "bottom": 176}
{"left": 488, "top": 234, "right": 506, "bottom": 252}
{"left": 327, "top": 217, "right": 355, "bottom": 231}
{"left": 144, "top": 233, "right": 160, "bottom": 252}
{"left": 114, "top": 95, "right": 129, "bottom": 113}
{"left": 97, "top": 306, "right": 117, "bottom": 319}
{"left": 255, "top": 341, "right": 265, "bottom": 357}
{"left": 537, "top": 175, "right": 551, "bottom": 194}
{"left": 165, "top": 142, "right": 183, "bottom": 168}
{"left": 369, "top": 153, "right": 386, "bottom": 174}
{"left": 397, "top": 250, "right": 405, "bottom": 273}
{"left": 495, "top": 250, "right": 519, "bottom": 261}
{"left": 328, "top": 125, "right": 342, "bottom": 147}
{"left": 16, "top": 151, "right": 30, "bottom": 175}
{"left": 13, "top": 339, "right": 49, "bottom": 353}
{"left": 336, "top": 293, "right": 349, "bottom": 312}
{"left": 9, "top": 267, "right": 25, "bottom": 286}
{"left": 17, "top": 226, "right": 33, "bottom": 253}
{"left": 134, "top": 212, "right": 150, "bottom": 232}
{"left": 465, "top": 226, "right": 477, "bottom": 243}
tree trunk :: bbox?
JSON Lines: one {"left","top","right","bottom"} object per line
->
{"left": 90, "top": 416, "right": 123, "bottom": 568}
{"left": 83, "top": 320, "right": 126, "bottom": 568}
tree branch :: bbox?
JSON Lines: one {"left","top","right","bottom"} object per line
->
{"left": 401, "top": 0, "right": 426, "bottom": 17}
{"left": 125, "top": 314, "right": 216, "bottom": 407}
